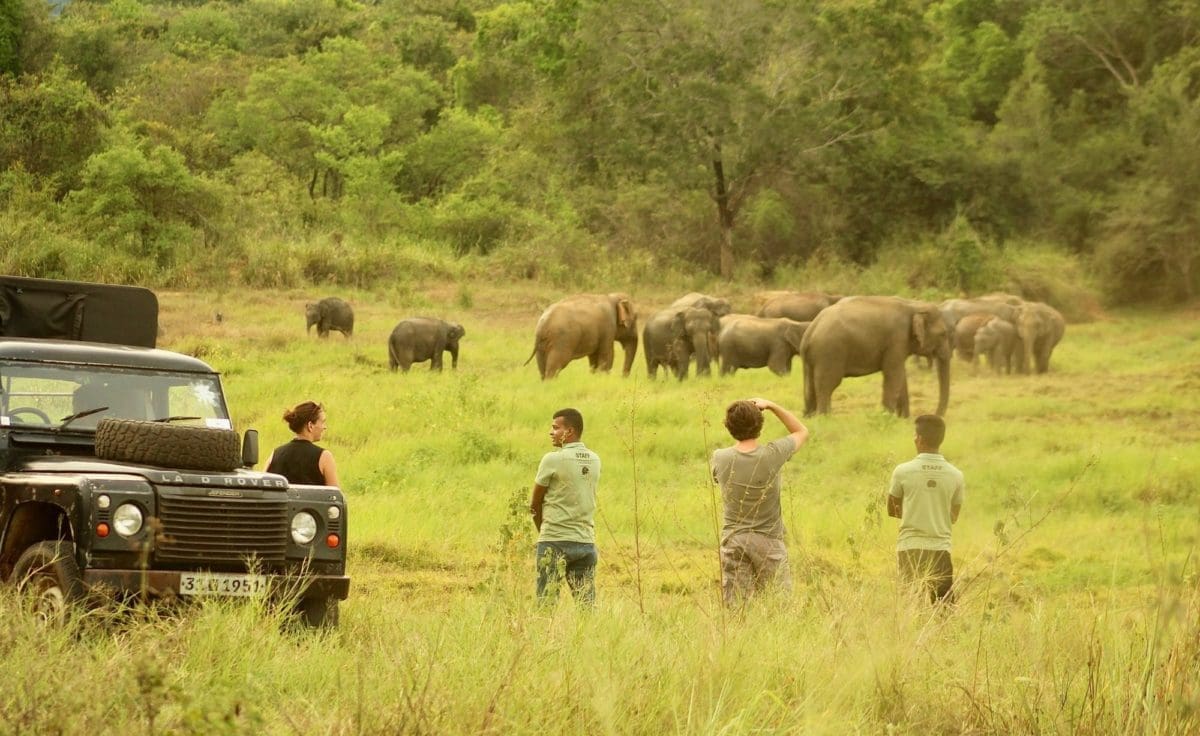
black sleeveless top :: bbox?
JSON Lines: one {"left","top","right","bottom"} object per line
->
{"left": 267, "top": 439, "right": 326, "bottom": 485}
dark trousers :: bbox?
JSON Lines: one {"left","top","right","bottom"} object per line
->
{"left": 536, "top": 541, "right": 597, "bottom": 607}
{"left": 898, "top": 549, "right": 955, "bottom": 604}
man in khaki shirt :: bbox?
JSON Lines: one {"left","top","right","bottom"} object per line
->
{"left": 530, "top": 408, "right": 600, "bottom": 606}
{"left": 887, "top": 414, "right": 965, "bottom": 603}
{"left": 711, "top": 398, "right": 809, "bottom": 607}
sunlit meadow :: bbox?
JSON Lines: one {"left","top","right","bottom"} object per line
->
{"left": 1, "top": 280, "right": 1197, "bottom": 735}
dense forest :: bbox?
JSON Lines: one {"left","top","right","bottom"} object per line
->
{"left": 1, "top": 0, "right": 1198, "bottom": 303}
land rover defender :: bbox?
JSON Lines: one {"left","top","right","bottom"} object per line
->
{"left": 0, "top": 276, "right": 349, "bottom": 626}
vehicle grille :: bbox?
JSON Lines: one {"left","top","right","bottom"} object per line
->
{"left": 155, "top": 490, "right": 288, "bottom": 564}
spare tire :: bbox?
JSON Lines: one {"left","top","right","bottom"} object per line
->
{"left": 95, "top": 419, "right": 241, "bottom": 472}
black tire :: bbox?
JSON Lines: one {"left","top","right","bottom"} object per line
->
{"left": 95, "top": 418, "right": 240, "bottom": 472}
{"left": 296, "top": 596, "right": 339, "bottom": 629}
{"left": 13, "top": 541, "right": 85, "bottom": 623}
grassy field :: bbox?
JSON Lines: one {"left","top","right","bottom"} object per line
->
{"left": 2, "top": 281, "right": 1198, "bottom": 735}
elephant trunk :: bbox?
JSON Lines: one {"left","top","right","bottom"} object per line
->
{"left": 935, "top": 353, "right": 950, "bottom": 417}
{"left": 693, "top": 339, "right": 711, "bottom": 376}
{"left": 620, "top": 336, "right": 638, "bottom": 377}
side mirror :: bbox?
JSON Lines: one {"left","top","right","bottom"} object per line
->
{"left": 241, "top": 429, "right": 259, "bottom": 468}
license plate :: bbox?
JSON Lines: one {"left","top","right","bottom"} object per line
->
{"left": 178, "top": 572, "right": 268, "bottom": 597}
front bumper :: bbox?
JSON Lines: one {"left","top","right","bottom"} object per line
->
{"left": 82, "top": 569, "right": 351, "bottom": 601}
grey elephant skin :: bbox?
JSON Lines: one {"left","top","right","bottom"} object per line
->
{"left": 1015, "top": 302, "right": 1065, "bottom": 374}
{"left": 974, "top": 317, "right": 1018, "bottom": 373}
{"left": 305, "top": 297, "right": 354, "bottom": 338}
{"left": 643, "top": 306, "right": 720, "bottom": 380}
{"left": 669, "top": 292, "right": 733, "bottom": 317}
{"left": 801, "top": 296, "right": 951, "bottom": 417}
{"left": 526, "top": 293, "right": 638, "bottom": 379}
{"left": 718, "top": 315, "right": 809, "bottom": 376}
{"left": 757, "top": 291, "right": 842, "bottom": 322}
{"left": 388, "top": 318, "right": 465, "bottom": 372}
{"left": 953, "top": 312, "right": 995, "bottom": 363}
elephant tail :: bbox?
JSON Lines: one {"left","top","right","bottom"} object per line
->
{"left": 802, "top": 354, "right": 816, "bottom": 416}
{"left": 387, "top": 339, "right": 400, "bottom": 371}
{"left": 523, "top": 343, "right": 536, "bottom": 366}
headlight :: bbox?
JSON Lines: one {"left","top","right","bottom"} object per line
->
{"left": 113, "top": 504, "right": 144, "bottom": 537}
{"left": 327, "top": 506, "right": 340, "bottom": 521}
{"left": 291, "top": 512, "right": 318, "bottom": 544}
{"left": 97, "top": 494, "right": 111, "bottom": 510}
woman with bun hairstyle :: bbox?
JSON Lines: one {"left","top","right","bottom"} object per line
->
{"left": 265, "top": 400, "right": 340, "bottom": 486}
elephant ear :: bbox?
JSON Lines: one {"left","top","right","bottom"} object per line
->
{"left": 911, "top": 311, "right": 929, "bottom": 353}
{"left": 452, "top": 323, "right": 465, "bottom": 338}
{"left": 671, "top": 311, "right": 686, "bottom": 336}
{"left": 784, "top": 322, "right": 807, "bottom": 351}
{"left": 617, "top": 299, "right": 634, "bottom": 329}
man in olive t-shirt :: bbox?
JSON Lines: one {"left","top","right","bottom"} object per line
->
{"left": 711, "top": 398, "right": 809, "bottom": 607}
{"left": 887, "top": 414, "right": 965, "bottom": 604}
{"left": 530, "top": 407, "right": 600, "bottom": 606}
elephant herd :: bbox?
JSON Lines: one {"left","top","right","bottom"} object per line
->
{"left": 302, "top": 289, "right": 1064, "bottom": 418}
{"left": 304, "top": 297, "right": 465, "bottom": 373}
{"left": 529, "top": 290, "right": 1066, "bottom": 418}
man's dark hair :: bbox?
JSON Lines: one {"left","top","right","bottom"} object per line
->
{"left": 554, "top": 408, "right": 584, "bottom": 437}
{"left": 724, "top": 400, "right": 763, "bottom": 441}
{"left": 914, "top": 414, "right": 946, "bottom": 449}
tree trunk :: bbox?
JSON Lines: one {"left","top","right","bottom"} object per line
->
{"left": 711, "top": 144, "right": 735, "bottom": 280}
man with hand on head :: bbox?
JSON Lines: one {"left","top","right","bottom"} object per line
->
{"left": 711, "top": 398, "right": 809, "bottom": 607}
{"left": 887, "top": 414, "right": 965, "bottom": 604}
{"left": 530, "top": 408, "right": 600, "bottom": 607}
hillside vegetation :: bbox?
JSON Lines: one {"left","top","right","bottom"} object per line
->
{"left": 2, "top": 0, "right": 1199, "bottom": 303}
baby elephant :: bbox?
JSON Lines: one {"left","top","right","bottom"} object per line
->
{"left": 388, "top": 318, "right": 465, "bottom": 372}
{"left": 305, "top": 297, "right": 354, "bottom": 338}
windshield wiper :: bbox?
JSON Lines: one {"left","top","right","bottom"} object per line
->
{"left": 151, "top": 416, "right": 202, "bottom": 423}
{"left": 56, "top": 406, "right": 110, "bottom": 431}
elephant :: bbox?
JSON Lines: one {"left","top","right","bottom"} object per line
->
{"left": 1014, "top": 301, "right": 1065, "bottom": 374}
{"left": 525, "top": 293, "right": 638, "bottom": 379}
{"left": 756, "top": 291, "right": 842, "bottom": 322}
{"left": 305, "top": 297, "right": 354, "bottom": 338}
{"left": 643, "top": 306, "right": 721, "bottom": 379}
{"left": 717, "top": 315, "right": 809, "bottom": 376}
{"left": 800, "top": 296, "right": 951, "bottom": 417}
{"left": 939, "top": 297, "right": 1021, "bottom": 336}
{"left": 953, "top": 312, "right": 996, "bottom": 363}
{"left": 974, "top": 317, "right": 1018, "bottom": 374}
{"left": 388, "top": 318, "right": 465, "bottom": 372}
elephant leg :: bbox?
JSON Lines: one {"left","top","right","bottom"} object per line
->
{"left": 812, "top": 364, "right": 841, "bottom": 414}
{"left": 881, "top": 365, "right": 908, "bottom": 416}
{"left": 596, "top": 345, "right": 615, "bottom": 373}
{"left": 543, "top": 349, "right": 569, "bottom": 379}
{"left": 536, "top": 351, "right": 548, "bottom": 379}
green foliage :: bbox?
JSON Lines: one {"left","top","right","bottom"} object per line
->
{"left": 0, "top": 0, "right": 1198, "bottom": 300}
{"left": 936, "top": 212, "right": 1001, "bottom": 293}
{"left": 0, "top": 61, "right": 106, "bottom": 193}
{"left": 161, "top": 4, "right": 244, "bottom": 53}
{"left": 0, "top": 0, "right": 20, "bottom": 76}
{"left": 65, "top": 139, "right": 224, "bottom": 263}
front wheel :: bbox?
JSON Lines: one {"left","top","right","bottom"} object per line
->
{"left": 296, "top": 596, "right": 339, "bottom": 629}
{"left": 13, "top": 541, "right": 85, "bottom": 623}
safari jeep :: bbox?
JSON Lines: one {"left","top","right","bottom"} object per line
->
{"left": 0, "top": 276, "right": 349, "bottom": 626}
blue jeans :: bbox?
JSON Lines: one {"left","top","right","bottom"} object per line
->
{"left": 536, "top": 541, "right": 597, "bottom": 606}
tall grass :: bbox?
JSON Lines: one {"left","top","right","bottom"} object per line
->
{"left": 1, "top": 282, "right": 1196, "bottom": 734}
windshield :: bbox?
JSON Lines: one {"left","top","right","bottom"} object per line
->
{"left": 0, "top": 361, "right": 230, "bottom": 431}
